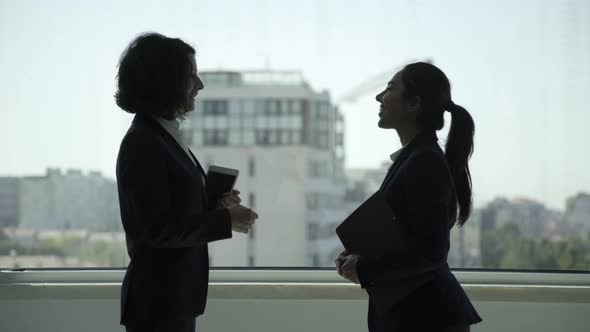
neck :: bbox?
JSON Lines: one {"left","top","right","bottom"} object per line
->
{"left": 396, "top": 125, "right": 421, "bottom": 147}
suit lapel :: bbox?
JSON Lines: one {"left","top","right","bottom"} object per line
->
{"left": 187, "top": 148, "right": 209, "bottom": 205}
{"left": 158, "top": 129, "right": 203, "bottom": 179}
{"left": 188, "top": 148, "right": 207, "bottom": 180}
{"left": 380, "top": 157, "right": 405, "bottom": 191}
{"left": 158, "top": 125, "right": 210, "bottom": 206}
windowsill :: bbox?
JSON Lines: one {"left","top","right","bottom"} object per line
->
{"left": 1, "top": 268, "right": 589, "bottom": 284}
{"left": 1, "top": 269, "right": 589, "bottom": 302}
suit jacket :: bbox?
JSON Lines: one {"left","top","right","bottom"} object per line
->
{"left": 116, "top": 114, "right": 232, "bottom": 326}
{"left": 356, "top": 131, "right": 481, "bottom": 328}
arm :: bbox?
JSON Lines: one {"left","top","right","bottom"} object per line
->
{"left": 117, "top": 130, "right": 231, "bottom": 248}
{"left": 356, "top": 150, "right": 452, "bottom": 288}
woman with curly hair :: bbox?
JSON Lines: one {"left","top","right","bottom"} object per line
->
{"left": 115, "top": 32, "right": 258, "bottom": 332}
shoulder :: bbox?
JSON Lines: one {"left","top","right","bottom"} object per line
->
{"left": 117, "top": 121, "right": 167, "bottom": 167}
{"left": 121, "top": 120, "right": 163, "bottom": 150}
{"left": 405, "top": 144, "right": 447, "bottom": 171}
{"left": 401, "top": 144, "right": 452, "bottom": 187}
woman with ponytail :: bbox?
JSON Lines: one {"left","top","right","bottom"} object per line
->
{"left": 336, "top": 62, "right": 482, "bottom": 331}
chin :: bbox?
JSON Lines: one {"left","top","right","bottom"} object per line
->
{"left": 378, "top": 118, "right": 391, "bottom": 129}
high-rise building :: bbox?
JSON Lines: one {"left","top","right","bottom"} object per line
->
{"left": 182, "top": 70, "right": 346, "bottom": 266}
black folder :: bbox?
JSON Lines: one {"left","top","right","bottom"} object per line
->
{"left": 336, "top": 191, "right": 408, "bottom": 258}
{"left": 337, "top": 191, "right": 447, "bottom": 315}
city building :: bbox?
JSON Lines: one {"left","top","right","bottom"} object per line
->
{"left": 479, "top": 197, "right": 563, "bottom": 239}
{"left": 182, "top": 70, "right": 346, "bottom": 266}
{"left": 18, "top": 168, "right": 120, "bottom": 231}
{"left": 0, "top": 177, "right": 19, "bottom": 228}
{"left": 564, "top": 193, "right": 590, "bottom": 237}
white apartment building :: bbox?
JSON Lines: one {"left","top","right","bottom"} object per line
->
{"left": 182, "top": 70, "right": 347, "bottom": 266}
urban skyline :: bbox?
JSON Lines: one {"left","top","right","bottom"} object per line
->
{"left": 1, "top": 165, "right": 589, "bottom": 269}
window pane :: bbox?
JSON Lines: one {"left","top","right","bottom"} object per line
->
{"left": 242, "top": 116, "right": 255, "bottom": 129}
{"left": 242, "top": 100, "right": 255, "bottom": 116}
{"left": 228, "top": 130, "right": 241, "bottom": 145}
{"left": 288, "top": 115, "right": 301, "bottom": 129}
{"left": 228, "top": 100, "right": 240, "bottom": 116}
{"left": 203, "top": 116, "right": 215, "bottom": 128}
{"left": 269, "top": 115, "right": 279, "bottom": 128}
{"left": 2, "top": 1, "right": 589, "bottom": 270}
{"left": 255, "top": 116, "right": 267, "bottom": 129}
{"left": 215, "top": 116, "right": 228, "bottom": 129}
{"left": 292, "top": 131, "right": 301, "bottom": 144}
{"left": 228, "top": 115, "right": 241, "bottom": 129}
{"left": 192, "top": 130, "right": 203, "bottom": 146}
{"left": 243, "top": 130, "right": 255, "bottom": 145}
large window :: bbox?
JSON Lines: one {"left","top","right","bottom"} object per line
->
{"left": 0, "top": 0, "right": 589, "bottom": 270}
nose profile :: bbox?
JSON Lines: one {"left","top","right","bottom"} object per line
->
{"left": 376, "top": 91, "right": 384, "bottom": 102}
{"left": 197, "top": 77, "right": 204, "bottom": 90}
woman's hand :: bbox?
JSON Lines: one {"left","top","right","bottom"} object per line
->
{"left": 216, "top": 189, "right": 241, "bottom": 208}
{"left": 335, "top": 249, "right": 348, "bottom": 276}
{"left": 227, "top": 204, "right": 258, "bottom": 234}
{"left": 338, "top": 253, "right": 361, "bottom": 284}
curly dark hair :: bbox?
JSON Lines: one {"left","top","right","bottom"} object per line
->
{"left": 115, "top": 32, "right": 196, "bottom": 119}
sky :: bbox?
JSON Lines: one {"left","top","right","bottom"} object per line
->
{"left": 1, "top": 0, "right": 589, "bottom": 210}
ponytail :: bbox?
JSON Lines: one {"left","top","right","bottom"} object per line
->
{"left": 444, "top": 102, "right": 475, "bottom": 226}
{"left": 400, "top": 62, "right": 475, "bottom": 225}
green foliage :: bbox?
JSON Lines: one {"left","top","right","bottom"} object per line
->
{"left": 480, "top": 223, "right": 521, "bottom": 268}
{"left": 1, "top": 233, "right": 127, "bottom": 267}
{"left": 481, "top": 223, "right": 590, "bottom": 270}
{"left": 79, "top": 240, "right": 127, "bottom": 267}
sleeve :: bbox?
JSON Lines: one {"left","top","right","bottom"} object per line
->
{"left": 356, "top": 150, "right": 453, "bottom": 288}
{"left": 117, "top": 130, "right": 232, "bottom": 248}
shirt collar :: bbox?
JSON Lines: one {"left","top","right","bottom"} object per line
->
{"left": 390, "top": 147, "right": 404, "bottom": 162}
{"left": 154, "top": 116, "right": 182, "bottom": 138}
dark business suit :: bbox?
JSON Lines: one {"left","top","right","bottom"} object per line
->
{"left": 356, "top": 131, "right": 482, "bottom": 332}
{"left": 116, "top": 114, "right": 232, "bottom": 331}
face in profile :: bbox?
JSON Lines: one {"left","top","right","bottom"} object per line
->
{"left": 375, "top": 71, "right": 416, "bottom": 129}
{"left": 184, "top": 55, "right": 204, "bottom": 114}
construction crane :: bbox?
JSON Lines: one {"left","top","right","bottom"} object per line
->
{"left": 337, "top": 69, "right": 398, "bottom": 103}
{"left": 337, "top": 58, "right": 433, "bottom": 104}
